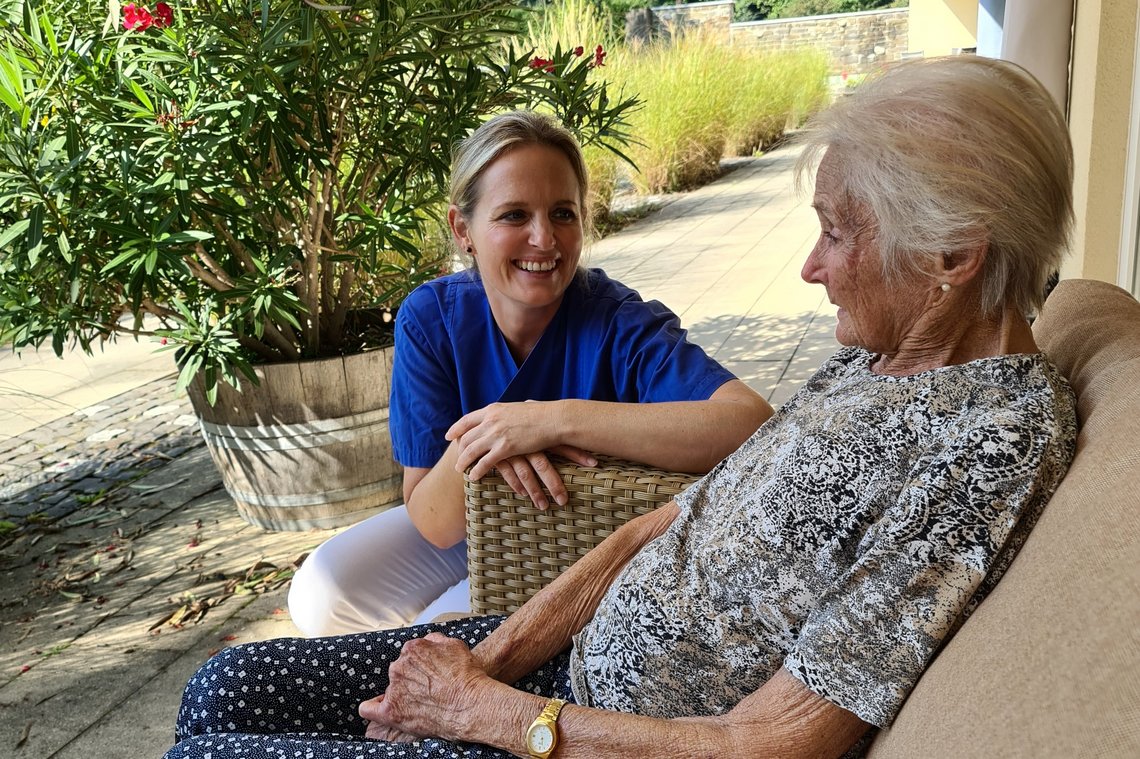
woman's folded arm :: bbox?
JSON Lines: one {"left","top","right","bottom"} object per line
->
{"left": 463, "top": 667, "right": 868, "bottom": 759}
{"left": 472, "top": 501, "right": 681, "bottom": 684}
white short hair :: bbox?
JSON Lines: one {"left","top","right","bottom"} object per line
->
{"left": 796, "top": 56, "right": 1074, "bottom": 317}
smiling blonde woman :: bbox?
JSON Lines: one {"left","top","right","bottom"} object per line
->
{"left": 286, "top": 111, "right": 772, "bottom": 637}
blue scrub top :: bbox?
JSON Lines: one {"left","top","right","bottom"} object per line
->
{"left": 389, "top": 268, "right": 736, "bottom": 468}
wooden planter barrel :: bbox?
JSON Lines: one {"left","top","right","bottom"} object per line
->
{"left": 185, "top": 348, "right": 402, "bottom": 531}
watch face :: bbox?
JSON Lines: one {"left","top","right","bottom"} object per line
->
{"left": 528, "top": 723, "right": 554, "bottom": 753}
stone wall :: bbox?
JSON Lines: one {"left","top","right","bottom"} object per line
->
{"left": 628, "top": 5, "right": 910, "bottom": 76}
{"left": 732, "top": 9, "right": 909, "bottom": 74}
{"left": 649, "top": 0, "right": 735, "bottom": 41}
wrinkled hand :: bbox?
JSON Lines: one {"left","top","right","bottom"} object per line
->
{"left": 358, "top": 632, "right": 489, "bottom": 744}
{"left": 446, "top": 402, "right": 596, "bottom": 509}
{"left": 363, "top": 703, "right": 419, "bottom": 743}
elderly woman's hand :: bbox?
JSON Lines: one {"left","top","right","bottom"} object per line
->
{"left": 362, "top": 703, "right": 418, "bottom": 743}
{"left": 447, "top": 401, "right": 597, "bottom": 508}
{"left": 358, "top": 632, "right": 492, "bottom": 743}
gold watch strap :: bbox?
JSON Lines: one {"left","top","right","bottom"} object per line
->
{"left": 527, "top": 697, "right": 568, "bottom": 758}
{"left": 542, "top": 697, "right": 567, "bottom": 721}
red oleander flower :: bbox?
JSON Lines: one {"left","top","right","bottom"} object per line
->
{"left": 155, "top": 2, "right": 173, "bottom": 28}
{"left": 529, "top": 56, "right": 555, "bottom": 73}
{"left": 591, "top": 45, "right": 606, "bottom": 68}
{"left": 123, "top": 3, "right": 154, "bottom": 30}
{"left": 572, "top": 46, "right": 584, "bottom": 57}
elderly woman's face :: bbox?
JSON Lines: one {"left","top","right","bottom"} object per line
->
{"left": 454, "top": 143, "right": 583, "bottom": 324}
{"left": 801, "top": 151, "right": 928, "bottom": 355}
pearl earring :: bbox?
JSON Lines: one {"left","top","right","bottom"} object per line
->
{"left": 940, "top": 283, "right": 951, "bottom": 293}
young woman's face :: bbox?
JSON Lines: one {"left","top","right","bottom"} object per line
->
{"left": 450, "top": 143, "right": 584, "bottom": 327}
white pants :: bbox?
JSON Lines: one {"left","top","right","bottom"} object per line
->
{"left": 288, "top": 505, "right": 470, "bottom": 637}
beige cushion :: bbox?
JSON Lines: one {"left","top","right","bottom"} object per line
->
{"left": 868, "top": 279, "right": 1140, "bottom": 758}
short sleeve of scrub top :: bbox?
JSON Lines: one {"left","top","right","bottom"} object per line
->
{"left": 388, "top": 285, "right": 464, "bottom": 469}
{"left": 599, "top": 292, "right": 734, "bottom": 405}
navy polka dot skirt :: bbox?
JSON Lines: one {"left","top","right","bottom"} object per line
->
{"left": 166, "top": 616, "right": 575, "bottom": 758}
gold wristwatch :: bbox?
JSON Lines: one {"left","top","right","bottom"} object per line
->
{"left": 524, "top": 697, "right": 567, "bottom": 758}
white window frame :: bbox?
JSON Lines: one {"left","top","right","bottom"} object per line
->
{"left": 1118, "top": 6, "right": 1140, "bottom": 297}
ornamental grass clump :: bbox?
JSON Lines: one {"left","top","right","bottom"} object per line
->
{"left": 607, "top": 28, "right": 734, "bottom": 194}
{"left": 0, "top": 0, "right": 637, "bottom": 400}
{"left": 723, "top": 48, "right": 829, "bottom": 157}
{"left": 607, "top": 28, "right": 828, "bottom": 193}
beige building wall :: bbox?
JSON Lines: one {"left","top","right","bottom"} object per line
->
{"left": 1063, "top": 0, "right": 1138, "bottom": 284}
{"left": 908, "top": 0, "right": 978, "bottom": 55}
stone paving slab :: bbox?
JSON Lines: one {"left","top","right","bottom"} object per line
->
{"left": 1, "top": 450, "right": 333, "bottom": 758}
{"left": 0, "top": 327, "right": 176, "bottom": 440}
{"left": 52, "top": 593, "right": 302, "bottom": 759}
{"left": 0, "top": 379, "right": 203, "bottom": 536}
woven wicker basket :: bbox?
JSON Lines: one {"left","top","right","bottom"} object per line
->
{"left": 465, "top": 455, "right": 699, "bottom": 615}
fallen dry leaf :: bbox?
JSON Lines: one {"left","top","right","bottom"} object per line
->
{"left": 16, "top": 720, "right": 32, "bottom": 747}
{"left": 148, "top": 556, "right": 304, "bottom": 631}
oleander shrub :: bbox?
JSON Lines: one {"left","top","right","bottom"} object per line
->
{"left": 0, "top": 0, "right": 637, "bottom": 399}
{"left": 523, "top": 0, "right": 628, "bottom": 229}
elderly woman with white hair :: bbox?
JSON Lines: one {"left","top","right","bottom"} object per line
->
{"left": 165, "top": 56, "right": 1078, "bottom": 759}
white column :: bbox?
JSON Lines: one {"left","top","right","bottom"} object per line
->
{"left": 977, "top": 0, "right": 1006, "bottom": 57}
{"left": 999, "top": 0, "right": 1076, "bottom": 110}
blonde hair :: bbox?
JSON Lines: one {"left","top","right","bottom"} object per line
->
{"left": 449, "top": 110, "right": 591, "bottom": 227}
{"left": 796, "top": 56, "right": 1074, "bottom": 317}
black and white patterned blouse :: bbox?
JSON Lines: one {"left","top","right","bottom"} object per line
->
{"left": 569, "top": 347, "right": 1077, "bottom": 728}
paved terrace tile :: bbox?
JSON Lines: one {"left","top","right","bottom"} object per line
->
{"left": 0, "top": 331, "right": 176, "bottom": 441}
{"left": 0, "top": 142, "right": 839, "bottom": 758}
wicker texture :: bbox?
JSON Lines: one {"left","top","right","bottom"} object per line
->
{"left": 466, "top": 455, "right": 699, "bottom": 615}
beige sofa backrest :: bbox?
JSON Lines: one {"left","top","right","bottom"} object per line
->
{"left": 869, "top": 279, "right": 1140, "bottom": 758}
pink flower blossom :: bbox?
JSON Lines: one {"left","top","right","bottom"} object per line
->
{"left": 154, "top": 2, "right": 174, "bottom": 28}
{"left": 123, "top": 3, "right": 154, "bottom": 30}
{"left": 529, "top": 57, "right": 555, "bottom": 74}
{"left": 124, "top": 2, "right": 172, "bottom": 31}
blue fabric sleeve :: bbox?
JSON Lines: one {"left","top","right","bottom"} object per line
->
{"left": 388, "top": 297, "right": 463, "bottom": 469}
{"left": 610, "top": 298, "right": 735, "bottom": 403}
